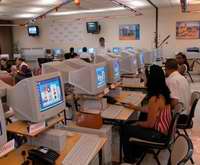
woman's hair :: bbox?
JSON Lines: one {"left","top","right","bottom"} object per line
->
{"left": 146, "top": 65, "right": 171, "bottom": 104}
{"left": 176, "top": 52, "right": 190, "bottom": 70}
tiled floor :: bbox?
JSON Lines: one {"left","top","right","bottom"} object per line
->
{"left": 115, "top": 82, "right": 200, "bottom": 165}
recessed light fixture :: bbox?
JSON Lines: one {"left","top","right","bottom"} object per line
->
{"left": 128, "top": 0, "right": 148, "bottom": 7}
{"left": 50, "top": 7, "right": 126, "bottom": 16}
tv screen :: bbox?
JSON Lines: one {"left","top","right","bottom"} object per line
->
{"left": 37, "top": 76, "right": 64, "bottom": 112}
{"left": 113, "top": 61, "right": 120, "bottom": 80}
{"left": 87, "top": 22, "right": 100, "bottom": 34}
{"left": 96, "top": 66, "right": 106, "bottom": 88}
{"left": 28, "top": 26, "right": 39, "bottom": 36}
{"left": 112, "top": 47, "right": 121, "bottom": 54}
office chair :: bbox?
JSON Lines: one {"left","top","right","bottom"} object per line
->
{"left": 168, "top": 134, "right": 193, "bottom": 165}
{"left": 128, "top": 113, "right": 180, "bottom": 165}
{"left": 177, "top": 91, "right": 200, "bottom": 137}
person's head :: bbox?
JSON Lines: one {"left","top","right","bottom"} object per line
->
{"left": 146, "top": 65, "right": 171, "bottom": 104}
{"left": 176, "top": 52, "right": 189, "bottom": 69}
{"left": 99, "top": 37, "right": 105, "bottom": 47}
{"left": 16, "top": 57, "right": 25, "bottom": 66}
{"left": 70, "top": 47, "right": 74, "bottom": 53}
{"left": 0, "top": 58, "right": 7, "bottom": 66}
{"left": 165, "top": 59, "right": 178, "bottom": 77}
{"left": 82, "top": 47, "right": 87, "bottom": 53}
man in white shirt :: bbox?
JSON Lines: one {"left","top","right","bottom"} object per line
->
{"left": 165, "top": 59, "right": 191, "bottom": 114}
{"left": 96, "top": 37, "right": 107, "bottom": 56}
{"left": 80, "top": 47, "right": 92, "bottom": 62}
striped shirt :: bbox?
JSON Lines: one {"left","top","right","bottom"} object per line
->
{"left": 154, "top": 105, "right": 172, "bottom": 134}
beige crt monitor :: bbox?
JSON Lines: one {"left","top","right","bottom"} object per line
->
{"left": 0, "top": 99, "right": 7, "bottom": 147}
{"left": 7, "top": 72, "right": 66, "bottom": 123}
{"left": 63, "top": 58, "right": 107, "bottom": 95}
{"left": 119, "top": 51, "right": 138, "bottom": 74}
{"left": 95, "top": 55, "right": 121, "bottom": 84}
{"left": 42, "top": 61, "right": 84, "bottom": 84}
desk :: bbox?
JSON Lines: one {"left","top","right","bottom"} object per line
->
{"left": 102, "top": 91, "right": 146, "bottom": 163}
{"left": 121, "top": 83, "right": 146, "bottom": 91}
{"left": 0, "top": 133, "right": 107, "bottom": 165}
{"left": 7, "top": 115, "right": 64, "bottom": 137}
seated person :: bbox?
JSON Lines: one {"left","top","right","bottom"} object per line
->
{"left": 0, "top": 58, "right": 11, "bottom": 73}
{"left": 122, "top": 65, "right": 172, "bottom": 163}
{"left": 80, "top": 47, "right": 92, "bottom": 62}
{"left": 176, "top": 52, "right": 190, "bottom": 75}
{"left": 14, "top": 58, "right": 32, "bottom": 83}
{"left": 64, "top": 47, "right": 78, "bottom": 59}
{"left": 165, "top": 59, "right": 191, "bottom": 114}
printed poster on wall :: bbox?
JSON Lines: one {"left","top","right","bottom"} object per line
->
{"left": 119, "top": 24, "right": 140, "bottom": 40}
{"left": 176, "top": 21, "right": 200, "bottom": 39}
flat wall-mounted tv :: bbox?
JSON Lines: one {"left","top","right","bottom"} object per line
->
{"left": 28, "top": 26, "right": 39, "bottom": 36}
{"left": 86, "top": 22, "right": 100, "bottom": 34}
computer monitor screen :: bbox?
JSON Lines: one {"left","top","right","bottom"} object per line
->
{"left": 112, "top": 47, "right": 121, "bottom": 54}
{"left": 140, "top": 52, "right": 145, "bottom": 65}
{"left": 88, "top": 48, "right": 96, "bottom": 54}
{"left": 37, "top": 76, "right": 64, "bottom": 112}
{"left": 53, "top": 48, "right": 63, "bottom": 55}
{"left": 77, "top": 48, "right": 83, "bottom": 54}
{"left": 96, "top": 66, "right": 106, "bottom": 88}
{"left": 113, "top": 60, "right": 120, "bottom": 80}
{"left": 125, "top": 47, "right": 134, "bottom": 51}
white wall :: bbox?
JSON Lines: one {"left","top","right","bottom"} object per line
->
{"left": 13, "top": 6, "right": 200, "bottom": 58}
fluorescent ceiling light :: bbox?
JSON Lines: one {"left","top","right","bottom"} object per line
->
{"left": 50, "top": 7, "right": 126, "bottom": 16}
{"left": 25, "top": 7, "right": 46, "bottom": 13}
{"left": 14, "top": 13, "right": 37, "bottom": 18}
{"left": 128, "top": 0, "right": 148, "bottom": 7}
{"left": 35, "top": 0, "right": 61, "bottom": 5}
{"left": 190, "top": 0, "right": 200, "bottom": 4}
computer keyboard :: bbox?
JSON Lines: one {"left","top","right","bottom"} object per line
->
{"left": 101, "top": 105, "right": 123, "bottom": 119}
{"left": 120, "top": 92, "right": 145, "bottom": 106}
{"left": 62, "top": 134, "right": 101, "bottom": 165}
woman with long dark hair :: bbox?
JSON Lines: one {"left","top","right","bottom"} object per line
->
{"left": 176, "top": 52, "right": 190, "bottom": 75}
{"left": 122, "top": 65, "right": 172, "bottom": 163}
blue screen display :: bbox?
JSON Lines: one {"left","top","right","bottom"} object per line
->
{"left": 112, "top": 48, "right": 121, "bottom": 54}
{"left": 53, "top": 48, "right": 63, "bottom": 56}
{"left": 96, "top": 67, "right": 106, "bottom": 88}
{"left": 37, "top": 77, "right": 64, "bottom": 112}
{"left": 140, "top": 53, "right": 145, "bottom": 65}
{"left": 113, "top": 61, "right": 120, "bottom": 80}
{"left": 125, "top": 47, "right": 134, "bottom": 51}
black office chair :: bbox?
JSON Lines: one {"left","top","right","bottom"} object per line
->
{"left": 177, "top": 91, "right": 200, "bottom": 137}
{"left": 128, "top": 113, "right": 180, "bottom": 165}
{"left": 168, "top": 134, "right": 193, "bottom": 165}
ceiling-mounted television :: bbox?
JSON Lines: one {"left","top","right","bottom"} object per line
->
{"left": 86, "top": 22, "right": 100, "bottom": 34}
{"left": 28, "top": 26, "right": 39, "bottom": 36}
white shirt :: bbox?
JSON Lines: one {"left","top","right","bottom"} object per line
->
{"left": 96, "top": 46, "right": 107, "bottom": 56}
{"left": 80, "top": 52, "right": 92, "bottom": 61}
{"left": 166, "top": 71, "right": 191, "bottom": 114}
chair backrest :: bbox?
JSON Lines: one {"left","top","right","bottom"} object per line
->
{"left": 173, "top": 102, "right": 184, "bottom": 114}
{"left": 168, "top": 112, "right": 180, "bottom": 143}
{"left": 191, "top": 91, "right": 200, "bottom": 107}
{"left": 169, "top": 134, "right": 193, "bottom": 165}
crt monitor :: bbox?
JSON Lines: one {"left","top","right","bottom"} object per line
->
{"left": 28, "top": 26, "right": 39, "bottom": 36}
{"left": 7, "top": 72, "right": 66, "bottom": 123}
{"left": 0, "top": 99, "right": 7, "bottom": 148}
{"left": 119, "top": 51, "right": 138, "bottom": 74}
{"left": 112, "top": 47, "right": 121, "bottom": 55}
{"left": 136, "top": 51, "right": 145, "bottom": 69}
{"left": 86, "top": 22, "right": 100, "bottom": 34}
{"left": 95, "top": 55, "right": 121, "bottom": 83}
{"left": 63, "top": 58, "right": 107, "bottom": 95}
{"left": 88, "top": 48, "right": 96, "bottom": 54}
{"left": 52, "top": 48, "right": 64, "bottom": 58}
